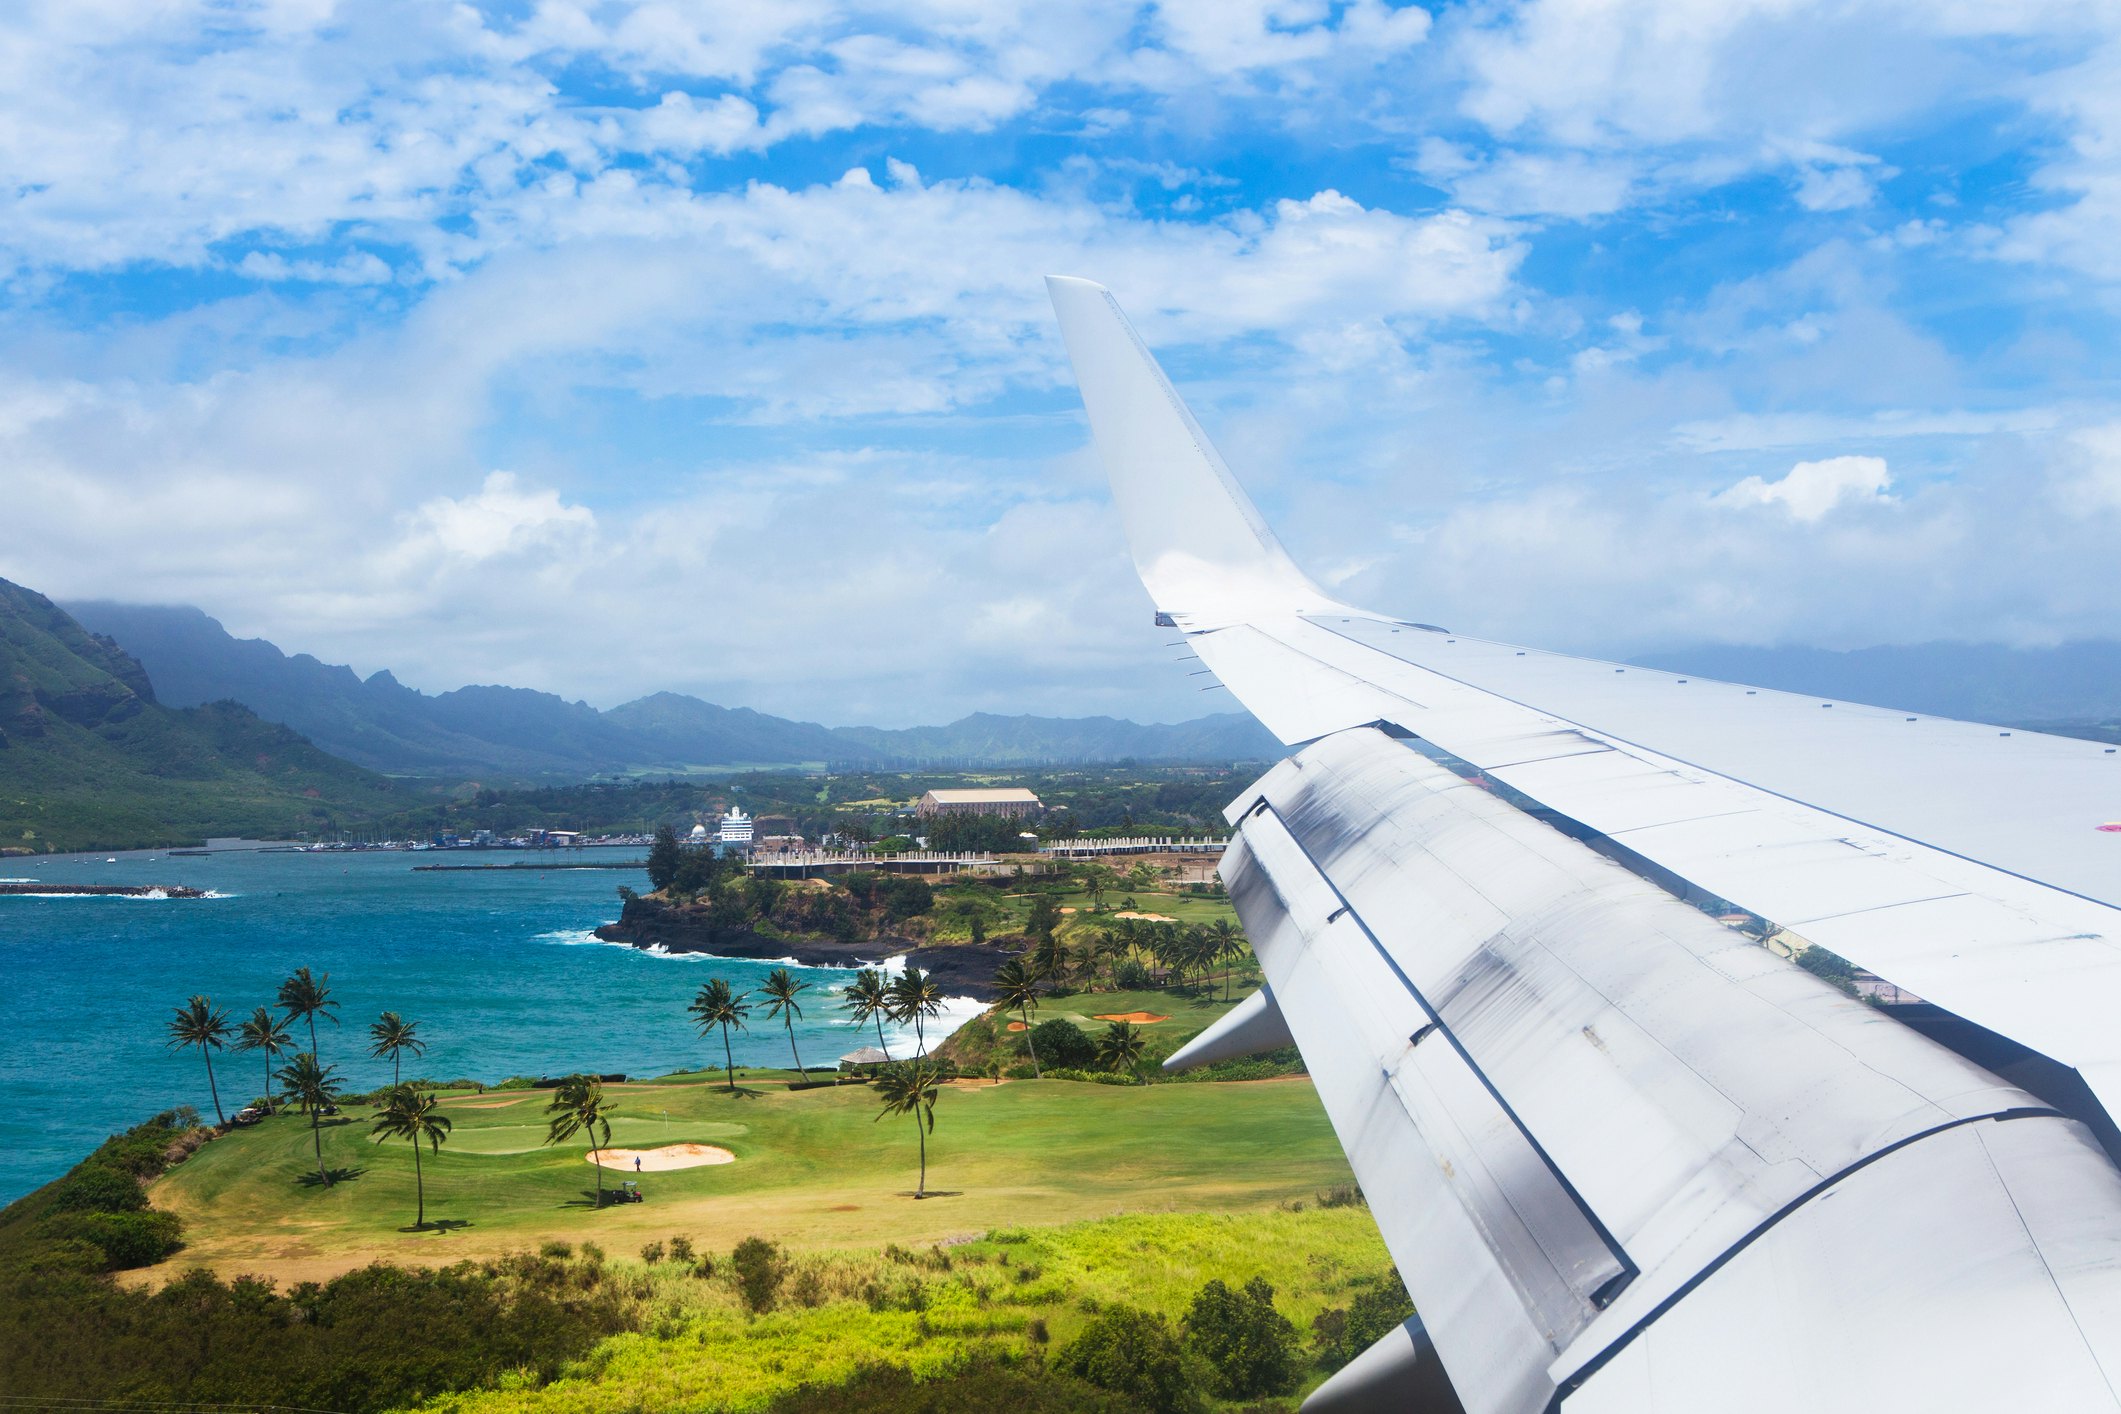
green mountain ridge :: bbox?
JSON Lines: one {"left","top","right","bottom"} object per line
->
{"left": 2, "top": 581, "right": 407, "bottom": 853}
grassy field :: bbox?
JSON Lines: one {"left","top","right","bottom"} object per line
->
{"left": 419, "top": 1206, "right": 1395, "bottom": 1414}
{"left": 150, "top": 1021, "right": 1348, "bottom": 1285}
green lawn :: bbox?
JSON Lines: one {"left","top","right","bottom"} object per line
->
{"left": 150, "top": 1056, "right": 1348, "bottom": 1285}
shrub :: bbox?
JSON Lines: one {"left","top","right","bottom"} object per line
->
{"left": 731, "top": 1236, "right": 787, "bottom": 1314}
{"left": 1183, "top": 1277, "right": 1302, "bottom": 1398}
{"left": 1311, "top": 1273, "right": 1415, "bottom": 1370}
{"left": 640, "top": 1240, "right": 665, "bottom": 1265}
{"left": 40, "top": 1210, "right": 184, "bottom": 1269}
{"left": 1054, "top": 1305, "right": 1208, "bottom": 1414}
{"left": 764, "top": 1355, "right": 1130, "bottom": 1413}
{"left": 46, "top": 1164, "right": 146, "bottom": 1214}
{"left": 668, "top": 1235, "right": 695, "bottom": 1264}
{"left": 1111, "top": 959, "right": 1153, "bottom": 990}
{"left": 1027, "top": 1018, "right": 1096, "bottom": 1069}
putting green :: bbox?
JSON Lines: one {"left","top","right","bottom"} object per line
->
{"left": 447, "top": 1117, "right": 748, "bottom": 1156}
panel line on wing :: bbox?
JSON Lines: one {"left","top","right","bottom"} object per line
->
{"left": 1243, "top": 799, "right": 1640, "bottom": 1308}
{"left": 1544, "top": 1108, "right": 2064, "bottom": 1410}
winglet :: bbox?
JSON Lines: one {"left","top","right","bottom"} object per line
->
{"left": 1045, "top": 277, "right": 1339, "bottom": 624}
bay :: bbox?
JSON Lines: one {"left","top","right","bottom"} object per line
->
{"left": 0, "top": 846, "right": 976, "bottom": 1204}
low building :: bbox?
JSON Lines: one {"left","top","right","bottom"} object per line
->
{"left": 838, "top": 1046, "right": 892, "bottom": 1073}
{"left": 687, "top": 823, "right": 711, "bottom": 844}
{"left": 916, "top": 787, "right": 1043, "bottom": 819}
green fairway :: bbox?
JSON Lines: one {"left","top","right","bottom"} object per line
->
{"left": 150, "top": 1054, "right": 1349, "bottom": 1285}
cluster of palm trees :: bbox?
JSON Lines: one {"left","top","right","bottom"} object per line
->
{"left": 684, "top": 964, "right": 948, "bottom": 1093}
{"left": 1057, "top": 915, "right": 1247, "bottom": 997}
{"left": 165, "top": 969, "right": 452, "bottom": 1227}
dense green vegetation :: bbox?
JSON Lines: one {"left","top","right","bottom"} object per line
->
{"left": 0, "top": 577, "right": 413, "bottom": 852}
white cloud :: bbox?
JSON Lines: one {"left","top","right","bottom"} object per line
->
{"left": 2059, "top": 422, "right": 2121, "bottom": 515}
{"left": 398, "top": 473, "right": 597, "bottom": 564}
{"left": 1713, "top": 454, "right": 1894, "bottom": 521}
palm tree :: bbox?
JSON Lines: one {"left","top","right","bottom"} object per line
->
{"left": 277, "top": 1051, "right": 344, "bottom": 1186}
{"left": 1098, "top": 1020, "right": 1147, "bottom": 1073}
{"left": 689, "top": 978, "right": 751, "bottom": 1092}
{"left": 992, "top": 958, "right": 1043, "bottom": 1079}
{"left": 371, "top": 1085, "right": 451, "bottom": 1229}
{"left": 543, "top": 1074, "right": 617, "bottom": 1207}
{"left": 276, "top": 967, "right": 340, "bottom": 1062}
{"left": 165, "top": 995, "right": 231, "bottom": 1125}
{"left": 367, "top": 1011, "right": 426, "bottom": 1086}
{"left": 888, "top": 966, "right": 943, "bottom": 1056}
{"left": 233, "top": 1007, "right": 294, "bottom": 1115}
{"left": 759, "top": 968, "right": 812, "bottom": 1083}
{"left": 841, "top": 968, "right": 893, "bottom": 1061}
{"left": 1208, "top": 918, "right": 1244, "bottom": 1000}
{"left": 1032, "top": 931, "right": 1069, "bottom": 985}
{"left": 873, "top": 1060, "right": 943, "bottom": 1198}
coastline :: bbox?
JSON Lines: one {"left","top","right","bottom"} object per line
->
{"left": 593, "top": 910, "right": 1016, "bottom": 1002}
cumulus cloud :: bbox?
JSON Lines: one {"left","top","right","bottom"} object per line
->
{"left": 1713, "top": 455, "right": 1894, "bottom": 521}
{"left": 4, "top": 0, "right": 2121, "bottom": 727}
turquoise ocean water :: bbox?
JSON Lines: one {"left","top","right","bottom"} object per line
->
{"left": 0, "top": 846, "right": 975, "bottom": 1204}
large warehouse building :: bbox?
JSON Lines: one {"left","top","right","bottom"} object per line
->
{"left": 915, "top": 787, "right": 1043, "bottom": 819}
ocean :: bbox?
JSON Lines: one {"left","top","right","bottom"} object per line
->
{"left": 0, "top": 846, "right": 979, "bottom": 1204}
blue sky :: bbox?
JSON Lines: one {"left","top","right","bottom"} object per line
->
{"left": 3, "top": 0, "right": 2119, "bottom": 725}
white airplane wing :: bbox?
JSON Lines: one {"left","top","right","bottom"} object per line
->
{"left": 1046, "top": 276, "right": 2121, "bottom": 1414}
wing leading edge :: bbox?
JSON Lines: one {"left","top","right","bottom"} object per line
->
{"left": 1045, "top": 277, "right": 2121, "bottom": 1414}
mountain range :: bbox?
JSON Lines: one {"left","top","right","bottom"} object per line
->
{"left": 62, "top": 602, "right": 1286, "bottom": 778}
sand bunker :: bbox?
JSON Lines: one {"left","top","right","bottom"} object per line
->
{"left": 1112, "top": 910, "right": 1176, "bottom": 922}
{"left": 1093, "top": 1011, "right": 1170, "bottom": 1024}
{"left": 447, "top": 1096, "right": 529, "bottom": 1110}
{"left": 590, "top": 1143, "right": 735, "bottom": 1171}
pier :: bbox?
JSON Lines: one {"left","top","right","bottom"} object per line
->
{"left": 1039, "top": 835, "right": 1229, "bottom": 857}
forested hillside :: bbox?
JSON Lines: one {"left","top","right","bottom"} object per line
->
{"left": 1, "top": 581, "right": 405, "bottom": 852}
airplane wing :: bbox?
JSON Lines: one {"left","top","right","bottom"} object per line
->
{"left": 1045, "top": 276, "right": 2121, "bottom": 1414}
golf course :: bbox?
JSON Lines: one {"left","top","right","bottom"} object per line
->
{"left": 150, "top": 1054, "right": 1350, "bottom": 1284}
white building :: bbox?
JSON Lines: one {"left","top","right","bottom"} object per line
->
{"left": 687, "top": 823, "right": 710, "bottom": 844}
{"left": 718, "top": 807, "right": 754, "bottom": 846}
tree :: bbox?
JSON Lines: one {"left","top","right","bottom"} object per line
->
{"left": 759, "top": 968, "right": 812, "bottom": 1083}
{"left": 276, "top": 967, "right": 340, "bottom": 1064}
{"left": 1208, "top": 918, "right": 1244, "bottom": 1000}
{"left": 1053, "top": 1305, "right": 1207, "bottom": 1414}
{"left": 232, "top": 1006, "right": 294, "bottom": 1115}
{"left": 872, "top": 1060, "right": 943, "bottom": 1198}
{"left": 841, "top": 968, "right": 893, "bottom": 1061}
{"left": 992, "top": 958, "right": 1043, "bottom": 1078}
{"left": 689, "top": 978, "right": 751, "bottom": 1092}
{"left": 888, "top": 965, "right": 943, "bottom": 1056}
{"left": 367, "top": 1011, "right": 426, "bottom": 1087}
{"left": 165, "top": 995, "right": 231, "bottom": 1125}
{"left": 1097, "top": 1020, "right": 1147, "bottom": 1073}
{"left": 1080, "top": 863, "right": 1116, "bottom": 913}
{"left": 371, "top": 1085, "right": 452, "bottom": 1230}
{"left": 1033, "top": 931, "right": 1070, "bottom": 987}
{"left": 543, "top": 1074, "right": 617, "bottom": 1207}
{"left": 277, "top": 1051, "right": 344, "bottom": 1187}
{"left": 1026, "top": 893, "right": 1061, "bottom": 941}
{"left": 1183, "top": 1277, "right": 1302, "bottom": 1398}
{"left": 647, "top": 824, "right": 684, "bottom": 892}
